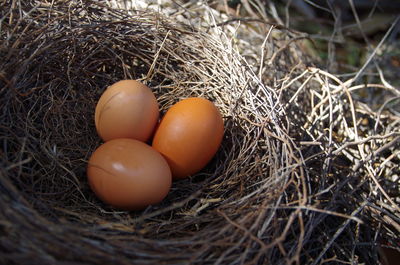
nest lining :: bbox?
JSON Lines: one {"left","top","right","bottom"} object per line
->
{"left": 1, "top": 1, "right": 399, "bottom": 264}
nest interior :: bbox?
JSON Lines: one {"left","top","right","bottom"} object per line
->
{"left": 1, "top": 1, "right": 399, "bottom": 264}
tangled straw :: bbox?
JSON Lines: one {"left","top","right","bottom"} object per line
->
{"left": 1, "top": 1, "right": 399, "bottom": 264}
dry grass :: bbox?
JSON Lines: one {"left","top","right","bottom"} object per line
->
{"left": 0, "top": 0, "right": 399, "bottom": 264}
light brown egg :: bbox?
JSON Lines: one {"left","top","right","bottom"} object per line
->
{"left": 95, "top": 80, "right": 159, "bottom": 142}
{"left": 87, "top": 138, "right": 172, "bottom": 210}
{"left": 152, "top": 97, "right": 224, "bottom": 179}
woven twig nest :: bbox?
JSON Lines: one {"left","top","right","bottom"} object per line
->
{"left": 1, "top": 1, "right": 399, "bottom": 264}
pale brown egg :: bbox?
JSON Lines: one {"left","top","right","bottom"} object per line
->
{"left": 95, "top": 80, "right": 159, "bottom": 142}
{"left": 87, "top": 138, "right": 172, "bottom": 210}
{"left": 152, "top": 97, "right": 224, "bottom": 179}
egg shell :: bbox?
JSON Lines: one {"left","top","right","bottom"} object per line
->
{"left": 95, "top": 80, "right": 159, "bottom": 142}
{"left": 87, "top": 138, "right": 172, "bottom": 210}
{"left": 152, "top": 97, "right": 224, "bottom": 179}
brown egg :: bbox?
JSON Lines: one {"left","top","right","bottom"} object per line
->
{"left": 152, "top": 97, "right": 224, "bottom": 179}
{"left": 95, "top": 80, "right": 159, "bottom": 142}
{"left": 87, "top": 138, "right": 172, "bottom": 210}
{"left": 380, "top": 245, "right": 400, "bottom": 265}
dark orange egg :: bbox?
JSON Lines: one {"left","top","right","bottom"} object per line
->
{"left": 152, "top": 97, "right": 224, "bottom": 179}
{"left": 87, "top": 138, "right": 172, "bottom": 210}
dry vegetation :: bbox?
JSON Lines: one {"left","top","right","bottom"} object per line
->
{"left": 0, "top": 0, "right": 399, "bottom": 264}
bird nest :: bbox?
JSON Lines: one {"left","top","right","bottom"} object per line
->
{"left": 1, "top": 1, "right": 399, "bottom": 264}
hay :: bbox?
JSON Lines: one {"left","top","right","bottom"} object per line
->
{"left": 1, "top": 1, "right": 399, "bottom": 264}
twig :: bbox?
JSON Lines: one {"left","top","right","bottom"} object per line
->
{"left": 311, "top": 201, "right": 368, "bottom": 265}
{"left": 352, "top": 15, "right": 400, "bottom": 83}
{"left": 332, "top": 132, "right": 400, "bottom": 156}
